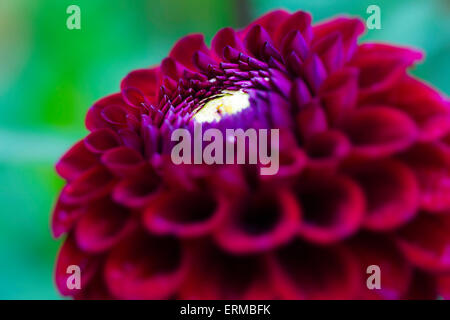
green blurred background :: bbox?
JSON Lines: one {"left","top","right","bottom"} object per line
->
{"left": 0, "top": 0, "right": 449, "bottom": 299}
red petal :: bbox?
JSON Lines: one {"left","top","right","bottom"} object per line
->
{"left": 143, "top": 188, "right": 228, "bottom": 238}
{"left": 305, "top": 130, "right": 351, "bottom": 168}
{"left": 84, "top": 128, "right": 122, "bottom": 154}
{"left": 400, "top": 143, "right": 450, "bottom": 212}
{"left": 313, "top": 17, "right": 365, "bottom": 61}
{"left": 294, "top": 169, "right": 365, "bottom": 244}
{"left": 169, "top": 34, "right": 210, "bottom": 71}
{"left": 180, "top": 242, "right": 275, "bottom": 299}
{"left": 214, "top": 187, "right": 301, "bottom": 254}
{"left": 266, "top": 241, "right": 360, "bottom": 299}
{"left": 101, "top": 146, "right": 144, "bottom": 177}
{"left": 60, "top": 166, "right": 115, "bottom": 205}
{"left": 386, "top": 75, "right": 450, "bottom": 141}
{"left": 312, "top": 32, "right": 344, "bottom": 73}
{"left": 56, "top": 140, "right": 98, "bottom": 181}
{"left": 75, "top": 198, "right": 133, "bottom": 253}
{"left": 342, "top": 106, "right": 418, "bottom": 157}
{"left": 212, "top": 27, "right": 246, "bottom": 59}
{"left": 275, "top": 10, "right": 312, "bottom": 46}
{"left": 241, "top": 9, "right": 291, "bottom": 41}
{"left": 396, "top": 213, "right": 450, "bottom": 272}
{"left": 113, "top": 165, "right": 160, "bottom": 208}
{"left": 343, "top": 159, "right": 419, "bottom": 230}
{"left": 350, "top": 233, "right": 413, "bottom": 300}
{"left": 403, "top": 270, "right": 437, "bottom": 299}
{"left": 104, "top": 231, "right": 186, "bottom": 299}
{"left": 85, "top": 93, "right": 128, "bottom": 131}
{"left": 55, "top": 236, "right": 101, "bottom": 296}
{"left": 51, "top": 196, "right": 83, "bottom": 238}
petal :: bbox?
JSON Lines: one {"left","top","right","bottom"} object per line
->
{"left": 294, "top": 169, "right": 365, "bottom": 244}
{"left": 143, "top": 188, "right": 228, "bottom": 238}
{"left": 104, "top": 231, "right": 187, "bottom": 299}
{"left": 242, "top": 9, "right": 291, "bottom": 41}
{"left": 60, "top": 165, "right": 115, "bottom": 205}
{"left": 313, "top": 17, "right": 365, "bottom": 61}
{"left": 51, "top": 196, "right": 83, "bottom": 238}
{"left": 101, "top": 146, "right": 145, "bottom": 177}
{"left": 75, "top": 198, "right": 133, "bottom": 253}
{"left": 396, "top": 213, "right": 450, "bottom": 272}
{"left": 354, "top": 55, "right": 409, "bottom": 99}
{"left": 266, "top": 241, "right": 360, "bottom": 299}
{"left": 342, "top": 106, "right": 418, "bottom": 157}
{"left": 343, "top": 159, "right": 419, "bottom": 230}
{"left": 55, "top": 236, "right": 101, "bottom": 296}
{"left": 386, "top": 75, "right": 450, "bottom": 141}
{"left": 302, "top": 54, "right": 327, "bottom": 94}
{"left": 403, "top": 270, "right": 437, "bottom": 299}
{"left": 180, "top": 242, "right": 275, "bottom": 299}
{"left": 400, "top": 143, "right": 450, "bottom": 212}
{"left": 214, "top": 187, "right": 301, "bottom": 254}
{"left": 312, "top": 32, "right": 344, "bottom": 73}
{"left": 212, "top": 27, "right": 246, "bottom": 59}
{"left": 305, "top": 130, "right": 351, "bottom": 168}
{"left": 354, "top": 43, "right": 423, "bottom": 67}
{"left": 350, "top": 233, "right": 413, "bottom": 300}
{"left": 85, "top": 93, "right": 129, "bottom": 131}
{"left": 169, "top": 34, "right": 210, "bottom": 71}
{"left": 275, "top": 10, "right": 312, "bottom": 46}
{"left": 56, "top": 140, "right": 98, "bottom": 181}
{"left": 113, "top": 165, "right": 160, "bottom": 208}
{"left": 244, "top": 25, "right": 273, "bottom": 59}
{"left": 296, "top": 99, "right": 328, "bottom": 141}
{"left": 319, "top": 67, "right": 358, "bottom": 125}
{"left": 84, "top": 128, "right": 122, "bottom": 154}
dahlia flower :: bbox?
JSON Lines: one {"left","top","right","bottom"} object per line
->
{"left": 53, "top": 9, "right": 450, "bottom": 300}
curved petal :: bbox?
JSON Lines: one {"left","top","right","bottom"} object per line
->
{"left": 84, "top": 128, "right": 122, "bottom": 154}
{"left": 342, "top": 106, "right": 418, "bottom": 157}
{"left": 56, "top": 140, "right": 98, "bottom": 181}
{"left": 85, "top": 93, "right": 129, "bottom": 131}
{"left": 169, "top": 34, "right": 210, "bottom": 71}
{"left": 104, "top": 231, "right": 187, "bottom": 299}
{"left": 396, "top": 213, "right": 450, "bottom": 272}
{"left": 319, "top": 67, "right": 358, "bottom": 125}
{"left": 179, "top": 242, "right": 275, "bottom": 299}
{"left": 101, "top": 146, "right": 145, "bottom": 177}
{"left": 305, "top": 130, "right": 351, "bottom": 166}
{"left": 294, "top": 169, "right": 365, "bottom": 244}
{"left": 350, "top": 233, "right": 413, "bottom": 299}
{"left": 51, "top": 196, "right": 83, "bottom": 238}
{"left": 75, "top": 198, "right": 133, "bottom": 253}
{"left": 212, "top": 27, "right": 246, "bottom": 59}
{"left": 55, "top": 236, "right": 101, "bottom": 296}
{"left": 214, "top": 187, "right": 301, "bottom": 254}
{"left": 112, "top": 165, "right": 160, "bottom": 208}
{"left": 60, "top": 166, "right": 115, "bottom": 205}
{"left": 343, "top": 159, "right": 419, "bottom": 230}
{"left": 241, "top": 9, "right": 291, "bottom": 41}
{"left": 143, "top": 188, "right": 228, "bottom": 238}
{"left": 274, "top": 10, "right": 312, "bottom": 46}
{"left": 266, "top": 241, "right": 361, "bottom": 299}
{"left": 399, "top": 143, "right": 450, "bottom": 212}
{"left": 313, "top": 17, "right": 365, "bottom": 61}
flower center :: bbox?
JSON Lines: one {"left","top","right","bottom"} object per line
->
{"left": 192, "top": 90, "right": 250, "bottom": 123}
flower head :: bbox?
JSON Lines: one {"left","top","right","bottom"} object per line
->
{"left": 53, "top": 10, "right": 450, "bottom": 299}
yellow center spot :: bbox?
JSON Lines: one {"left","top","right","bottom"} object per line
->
{"left": 192, "top": 90, "right": 250, "bottom": 123}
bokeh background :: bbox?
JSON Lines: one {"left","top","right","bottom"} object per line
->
{"left": 0, "top": 0, "right": 449, "bottom": 299}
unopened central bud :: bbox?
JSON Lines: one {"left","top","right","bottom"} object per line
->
{"left": 192, "top": 90, "right": 250, "bottom": 123}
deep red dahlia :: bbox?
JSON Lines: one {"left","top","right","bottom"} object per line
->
{"left": 53, "top": 10, "right": 450, "bottom": 300}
